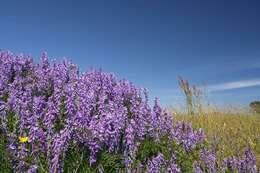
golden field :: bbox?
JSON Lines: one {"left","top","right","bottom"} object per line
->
{"left": 174, "top": 112, "right": 260, "bottom": 167}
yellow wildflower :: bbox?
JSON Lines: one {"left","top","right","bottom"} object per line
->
{"left": 19, "top": 136, "right": 29, "bottom": 143}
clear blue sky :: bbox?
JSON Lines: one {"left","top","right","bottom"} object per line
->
{"left": 1, "top": 0, "right": 260, "bottom": 106}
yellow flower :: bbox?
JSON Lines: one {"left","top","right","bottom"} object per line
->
{"left": 19, "top": 136, "right": 29, "bottom": 143}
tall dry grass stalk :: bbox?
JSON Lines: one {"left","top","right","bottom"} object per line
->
{"left": 177, "top": 75, "right": 206, "bottom": 114}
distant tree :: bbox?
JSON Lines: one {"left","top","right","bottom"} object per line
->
{"left": 249, "top": 101, "right": 260, "bottom": 114}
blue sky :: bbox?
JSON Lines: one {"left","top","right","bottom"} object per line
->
{"left": 1, "top": 0, "right": 260, "bottom": 106}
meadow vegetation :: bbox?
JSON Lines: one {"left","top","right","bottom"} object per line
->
{"left": 175, "top": 76, "right": 260, "bottom": 169}
{"left": 0, "top": 51, "right": 259, "bottom": 172}
{"left": 174, "top": 112, "right": 260, "bottom": 168}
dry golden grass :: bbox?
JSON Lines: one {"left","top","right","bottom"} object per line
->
{"left": 174, "top": 112, "right": 260, "bottom": 167}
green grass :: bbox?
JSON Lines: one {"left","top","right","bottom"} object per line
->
{"left": 174, "top": 112, "right": 260, "bottom": 167}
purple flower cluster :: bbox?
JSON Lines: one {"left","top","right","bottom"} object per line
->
{"left": 0, "top": 51, "right": 258, "bottom": 173}
{"left": 223, "top": 148, "right": 258, "bottom": 173}
{"left": 173, "top": 121, "right": 204, "bottom": 151}
{"left": 146, "top": 153, "right": 181, "bottom": 173}
{"left": 193, "top": 149, "right": 216, "bottom": 173}
{"left": 147, "top": 153, "right": 165, "bottom": 173}
{"left": 194, "top": 148, "right": 258, "bottom": 173}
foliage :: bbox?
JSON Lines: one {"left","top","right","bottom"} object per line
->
{"left": 0, "top": 130, "right": 13, "bottom": 173}
{"left": 250, "top": 101, "right": 260, "bottom": 114}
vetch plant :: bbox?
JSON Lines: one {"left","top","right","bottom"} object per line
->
{"left": 0, "top": 51, "right": 258, "bottom": 173}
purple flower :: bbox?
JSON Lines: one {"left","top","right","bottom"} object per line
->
{"left": 199, "top": 149, "right": 216, "bottom": 173}
{"left": 167, "top": 154, "right": 180, "bottom": 173}
{"left": 27, "top": 165, "right": 37, "bottom": 173}
{"left": 147, "top": 153, "right": 165, "bottom": 173}
{"left": 193, "top": 161, "right": 204, "bottom": 173}
{"left": 173, "top": 121, "right": 205, "bottom": 151}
